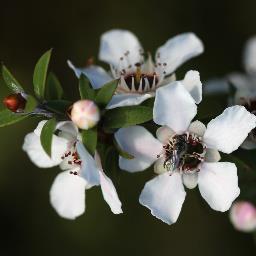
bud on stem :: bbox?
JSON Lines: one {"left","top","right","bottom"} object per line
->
{"left": 3, "top": 93, "right": 27, "bottom": 112}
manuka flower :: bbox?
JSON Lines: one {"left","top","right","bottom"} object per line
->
{"left": 68, "top": 29, "right": 203, "bottom": 109}
{"left": 228, "top": 36, "right": 256, "bottom": 149}
{"left": 22, "top": 121, "right": 122, "bottom": 219}
{"left": 114, "top": 80, "right": 256, "bottom": 225}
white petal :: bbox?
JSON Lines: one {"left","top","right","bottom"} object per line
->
{"left": 50, "top": 170, "right": 88, "bottom": 220}
{"left": 243, "top": 36, "right": 256, "bottom": 75}
{"left": 153, "top": 82, "right": 197, "bottom": 134}
{"left": 156, "top": 126, "right": 175, "bottom": 144}
{"left": 182, "top": 70, "right": 202, "bottom": 103}
{"left": 203, "top": 106, "right": 256, "bottom": 153}
{"left": 188, "top": 120, "right": 206, "bottom": 137}
{"left": 56, "top": 121, "right": 78, "bottom": 140}
{"left": 76, "top": 142, "right": 100, "bottom": 186}
{"left": 22, "top": 133, "right": 69, "bottom": 168}
{"left": 182, "top": 173, "right": 198, "bottom": 189}
{"left": 155, "top": 33, "right": 204, "bottom": 75}
{"left": 106, "top": 93, "right": 153, "bottom": 109}
{"left": 139, "top": 172, "right": 186, "bottom": 225}
{"left": 34, "top": 120, "right": 48, "bottom": 136}
{"left": 154, "top": 157, "right": 168, "bottom": 174}
{"left": 198, "top": 162, "right": 240, "bottom": 212}
{"left": 99, "top": 29, "right": 143, "bottom": 69}
{"left": 204, "top": 148, "right": 221, "bottom": 162}
{"left": 67, "top": 60, "right": 112, "bottom": 89}
{"left": 115, "top": 126, "right": 162, "bottom": 172}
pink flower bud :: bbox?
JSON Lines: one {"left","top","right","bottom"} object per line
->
{"left": 70, "top": 100, "right": 100, "bottom": 129}
{"left": 3, "top": 93, "right": 26, "bottom": 112}
{"left": 230, "top": 201, "right": 256, "bottom": 232}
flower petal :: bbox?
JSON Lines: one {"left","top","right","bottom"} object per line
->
{"left": 182, "top": 173, "right": 198, "bottom": 189}
{"left": 76, "top": 142, "right": 100, "bottom": 186}
{"left": 50, "top": 170, "right": 88, "bottom": 219}
{"left": 106, "top": 93, "right": 153, "bottom": 109}
{"left": 115, "top": 126, "right": 162, "bottom": 172}
{"left": 22, "top": 132, "right": 69, "bottom": 168}
{"left": 204, "top": 148, "right": 221, "bottom": 162}
{"left": 182, "top": 70, "right": 202, "bottom": 104}
{"left": 154, "top": 157, "right": 168, "bottom": 174}
{"left": 139, "top": 172, "right": 186, "bottom": 225}
{"left": 203, "top": 106, "right": 256, "bottom": 153}
{"left": 99, "top": 29, "right": 143, "bottom": 69}
{"left": 153, "top": 82, "right": 197, "bottom": 134}
{"left": 198, "top": 162, "right": 240, "bottom": 212}
{"left": 188, "top": 120, "right": 206, "bottom": 137}
{"left": 67, "top": 60, "right": 112, "bottom": 89}
{"left": 243, "top": 36, "right": 256, "bottom": 75}
{"left": 155, "top": 33, "right": 204, "bottom": 75}
{"left": 156, "top": 126, "right": 175, "bottom": 144}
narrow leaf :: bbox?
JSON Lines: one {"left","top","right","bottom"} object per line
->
{"left": 81, "top": 127, "right": 97, "bottom": 156}
{"left": 103, "top": 106, "right": 153, "bottom": 129}
{"left": 46, "top": 72, "right": 63, "bottom": 100}
{"left": 24, "top": 95, "right": 38, "bottom": 113}
{"left": 79, "top": 74, "right": 95, "bottom": 100}
{"left": 95, "top": 79, "right": 118, "bottom": 107}
{"left": 40, "top": 118, "right": 56, "bottom": 157}
{"left": 0, "top": 109, "right": 28, "bottom": 128}
{"left": 33, "top": 49, "right": 52, "bottom": 99}
{"left": 2, "top": 65, "right": 24, "bottom": 93}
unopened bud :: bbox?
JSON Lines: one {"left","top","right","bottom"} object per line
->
{"left": 3, "top": 93, "right": 26, "bottom": 112}
{"left": 70, "top": 100, "right": 100, "bottom": 130}
{"left": 230, "top": 201, "right": 256, "bottom": 232}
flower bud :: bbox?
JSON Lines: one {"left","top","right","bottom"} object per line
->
{"left": 230, "top": 201, "right": 256, "bottom": 232}
{"left": 3, "top": 93, "right": 26, "bottom": 112}
{"left": 70, "top": 100, "right": 100, "bottom": 130}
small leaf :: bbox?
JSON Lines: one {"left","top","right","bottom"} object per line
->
{"left": 81, "top": 127, "right": 97, "bottom": 156}
{"left": 103, "top": 106, "right": 153, "bottom": 129}
{"left": 113, "top": 138, "right": 134, "bottom": 159}
{"left": 40, "top": 118, "right": 56, "bottom": 157}
{"left": 95, "top": 79, "right": 118, "bottom": 107}
{"left": 79, "top": 74, "right": 95, "bottom": 100}
{"left": 46, "top": 100, "right": 72, "bottom": 115}
{"left": 24, "top": 95, "right": 38, "bottom": 113}
{"left": 2, "top": 65, "right": 24, "bottom": 93}
{"left": 33, "top": 49, "right": 52, "bottom": 99}
{"left": 0, "top": 109, "right": 28, "bottom": 128}
{"left": 46, "top": 72, "right": 63, "bottom": 100}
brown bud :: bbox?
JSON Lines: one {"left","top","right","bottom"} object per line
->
{"left": 3, "top": 93, "right": 26, "bottom": 112}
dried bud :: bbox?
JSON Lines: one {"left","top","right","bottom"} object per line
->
{"left": 230, "top": 201, "right": 256, "bottom": 232}
{"left": 70, "top": 100, "right": 100, "bottom": 130}
{"left": 3, "top": 93, "right": 26, "bottom": 112}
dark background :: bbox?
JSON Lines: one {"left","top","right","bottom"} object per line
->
{"left": 1, "top": 0, "right": 256, "bottom": 255}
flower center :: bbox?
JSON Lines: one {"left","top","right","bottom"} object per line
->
{"left": 160, "top": 133, "right": 206, "bottom": 173}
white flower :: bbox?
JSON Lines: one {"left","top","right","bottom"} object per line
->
{"left": 228, "top": 36, "right": 256, "bottom": 149}
{"left": 114, "top": 81, "right": 256, "bottom": 225}
{"left": 230, "top": 201, "right": 256, "bottom": 232}
{"left": 68, "top": 29, "right": 204, "bottom": 109}
{"left": 22, "top": 121, "right": 122, "bottom": 219}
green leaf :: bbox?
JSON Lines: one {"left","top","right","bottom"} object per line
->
{"left": 0, "top": 109, "right": 28, "bottom": 128}
{"left": 46, "top": 100, "right": 72, "bottom": 115}
{"left": 2, "top": 65, "right": 24, "bottom": 93}
{"left": 79, "top": 74, "right": 95, "bottom": 100}
{"left": 81, "top": 127, "right": 97, "bottom": 156}
{"left": 46, "top": 72, "right": 63, "bottom": 100}
{"left": 40, "top": 118, "right": 56, "bottom": 157}
{"left": 113, "top": 139, "right": 134, "bottom": 159}
{"left": 95, "top": 79, "right": 118, "bottom": 107}
{"left": 33, "top": 49, "right": 52, "bottom": 99}
{"left": 103, "top": 106, "right": 153, "bottom": 129}
{"left": 24, "top": 95, "right": 38, "bottom": 113}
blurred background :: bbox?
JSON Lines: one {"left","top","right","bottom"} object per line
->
{"left": 1, "top": 0, "right": 256, "bottom": 255}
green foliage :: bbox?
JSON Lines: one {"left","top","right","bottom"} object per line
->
{"left": 2, "top": 65, "right": 24, "bottom": 93}
{"left": 46, "top": 100, "right": 72, "bottom": 115}
{"left": 24, "top": 95, "right": 38, "bottom": 113}
{"left": 40, "top": 118, "right": 56, "bottom": 157}
{"left": 81, "top": 127, "right": 97, "bottom": 156}
{"left": 33, "top": 49, "right": 52, "bottom": 99}
{"left": 0, "top": 109, "right": 28, "bottom": 127}
{"left": 46, "top": 72, "right": 63, "bottom": 100}
{"left": 103, "top": 106, "right": 153, "bottom": 129}
{"left": 95, "top": 79, "right": 118, "bottom": 108}
{"left": 79, "top": 74, "right": 95, "bottom": 100}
